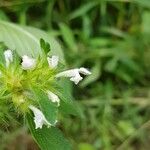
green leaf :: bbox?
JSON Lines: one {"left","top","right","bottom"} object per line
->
{"left": 57, "top": 79, "right": 83, "bottom": 118}
{"left": 59, "top": 97, "right": 83, "bottom": 117}
{"left": 40, "top": 38, "right": 51, "bottom": 54}
{"left": 116, "top": 69, "right": 133, "bottom": 84}
{"left": 89, "top": 38, "right": 110, "bottom": 47}
{"left": 59, "top": 23, "right": 77, "bottom": 52}
{"left": 26, "top": 113, "right": 72, "bottom": 150}
{"left": 104, "top": 57, "right": 118, "bottom": 72}
{"left": 69, "top": 1, "right": 98, "bottom": 19}
{"left": 0, "top": 20, "right": 41, "bottom": 57}
{"left": 0, "top": 20, "right": 64, "bottom": 63}
{"left": 33, "top": 88, "right": 58, "bottom": 125}
{"left": 0, "top": 10, "right": 9, "bottom": 21}
{"left": 0, "top": 43, "right": 6, "bottom": 65}
{"left": 24, "top": 26, "right": 65, "bottom": 63}
{"left": 101, "top": 27, "right": 126, "bottom": 38}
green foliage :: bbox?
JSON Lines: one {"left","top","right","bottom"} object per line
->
{"left": 0, "top": 22, "right": 75, "bottom": 149}
{"left": 27, "top": 113, "right": 71, "bottom": 150}
{"left": 0, "top": 20, "right": 41, "bottom": 57}
{"left": 40, "top": 38, "right": 51, "bottom": 54}
{"left": 0, "top": 21, "right": 64, "bottom": 62}
{"left": 0, "top": 0, "right": 150, "bottom": 150}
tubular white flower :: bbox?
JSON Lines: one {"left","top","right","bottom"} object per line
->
{"left": 29, "top": 105, "right": 51, "bottom": 129}
{"left": 47, "top": 55, "right": 59, "bottom": 68}
{"left": 21, "top": 55, "right": 36, "bottom": 70}
{"left": 4, "top": 50, "right": 13, "bottom": 67}
{"left": 47, "top": 91, "right": 60, "bottom": 106}
{"left": 56, "top": 68, "right": 91, "bottom": 84}
{"left": 70, "top": 74, "right": 83, "bottom": 85}
{"left": 56, "top": 69, "right": 79, "bottom": 78}
{"left": 79, "top": 67, "right": 91, "bottom": 75}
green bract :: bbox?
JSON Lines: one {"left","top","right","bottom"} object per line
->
{"left": 1, "top": 48, "right": 57, "bottom": 112}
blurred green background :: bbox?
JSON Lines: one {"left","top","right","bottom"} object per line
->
{"left": 0, "top": 0, "right": 150, "bottom": 150}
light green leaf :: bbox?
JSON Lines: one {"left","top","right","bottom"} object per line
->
{"left": 0, "top": 20, "right": 64, "bottom": 62}
{"left": 27, "top": 113, "right": 72, "bottom": 150}
{"left": 0, "top": 20, "right": 40, "bottom": 56}
{"left": 23, "top": 26, "right": 65, "bottom": 63}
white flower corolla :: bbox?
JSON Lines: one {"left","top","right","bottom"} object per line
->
{"left": 47, "top": 55, "right": 59, "bottom": 68}
{"left": 79, "top": 67, "right": 91, "bottom": 75}
{"left": 54, "top": 120, "right": 58, "bottom": 125}
{"left": 70, "top": 74, "right": 83, "bottom": 84}
{"left": 4, "top": 49, "right": 13, "bottom": 67}
{"left": 47, "top": 91, "right": 60, "bottom": 106}
{"left": 55, "top": 67, "right": 91, "bottom": 84}
{"left": 21, "top": 55, "right": 36, "bottom": 70}
{"left": 29, "top": 105, "right": 51, "bottom": 129}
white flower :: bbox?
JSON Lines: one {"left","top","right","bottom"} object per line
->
{"left": 21, "top": 55, "right": 36, "bottom": 70}
{"left": 29, "top": 105, "right": 51, "bottom": 129}
{"left": 47, "top": 91, "right": 60, "bottom": 106}
{"left": 4, "top": 50, "right": 13, "bottom": 67}
{"left": 70, "top": 74, "right": 83, "bottom": 84}
{"left": 47, "top": 55, "right": 59, "bottom": 68}
{"left": 79, "top": 67, "right": 91, "bottom": 75}
{"left": 56, "top": 67, "right": 91, "bottom": 84}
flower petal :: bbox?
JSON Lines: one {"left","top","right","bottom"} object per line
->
{"left": 56, "top": 68, "right": 91, "bottom": 84}
{"left": 55, "top": 69, "right": 79, "bottom": 78}
{"left": 21, "top": 55, "right": 36, "bottom": 70}
{"left": 70, "top": 74, "right": 83, "bottom": 84}
{"left": 79, "top": 67, "right": 91, "bottom": 75}
{"left": 4, "top": 49, "right": 13, "bottom": 67}
{"left": 47, "top": 91, "right": 60, "bottom": 106}
{"left": 47, "top": 55, "right": 59, "bottom": 68}
{"left": 29, "top": 105, "right": 51, "bottom": 129}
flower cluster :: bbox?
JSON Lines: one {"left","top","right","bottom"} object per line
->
{"left": 0, "top": 49, "right": 91, "bottom": 129}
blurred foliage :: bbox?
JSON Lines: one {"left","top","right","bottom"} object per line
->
{"left": 0, "top": 0, "right": 150, "bottom": 150}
